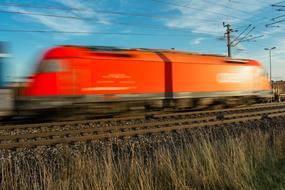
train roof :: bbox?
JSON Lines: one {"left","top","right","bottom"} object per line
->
{"left": 62, "top": 45, "right": 226, "bottom": 57}
{"left": 58, "top": 45, "right": 252, "bottom": 64}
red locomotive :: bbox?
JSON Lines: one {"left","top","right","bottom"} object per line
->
{"left": 17, "top": 45, "right": 271, "bottom": 114}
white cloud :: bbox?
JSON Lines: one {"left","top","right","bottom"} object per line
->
{"left": 54, "top": 0, "right": 112, "bottom": 24}
{"left": 7, "top": 0, "right": 119, "bottom": 36}
{"left": 54, "top": 0, "right": 96, "bottom": 17}
{"left": 8, "top": 6, "right": 93, "bottom": 35}
{"left": 30, "top": 15, "right": 92, "bottom": 32}
{"left": 164, "top": 0, "right": 269, "bottom": 36}
{"left": 190, "top": 37, "right": 204, "bottom": 45}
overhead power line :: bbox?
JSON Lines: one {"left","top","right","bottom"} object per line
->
{"left": 150, "top": 0, "right": 250, "bottom": 15}
{"left": 0, "top": 3, "right": 225, "bottom": 24}
{"left": 233, "top": 24, "right": 253, "bottom": 30}
{"left": 274, "top": 1, "right": 285, "bottom": 5}
{"left": 272, "top": 1, "right": 285, "bottom": 7}
{"left": 227, "top": 0, "right": 264, "bottom": 7}
{"left": 149, "top": 0, "right": 241, "bottom": 19}
{"left": 239, "top": 34, "right": 264, "bottom": 42}
{"left": 272, "top": 14, "right": 285, "bottom": 20}
{"left": 222, "top": 23, "right": 261, "bottom": 57}
{"left": 0, "top": 10, "right": 223, "bottom": 34}
{"left": 266, "top": 2, "right": 285, "bottom": 27}
{"left": 0, "top": 2, "right": 75, "bottom": 11}
{"left": 266, "top": 18, "right": 285, "bottom": 27}
{"left": 0, "top": 5, "right": 173, "bottom": 19}
{"left": 0, "top": 28, "right": 202, "bottom": 37}
{"left": 275, "top": 8, "right": 285, "bottom": 11}
{"left": 202, "top": 0, "right": 249, "bottom": 15}
{"left": 273, "top": 5, "right": 285, "bottom": 8}
{"left": 0, "top": 9, "right": 220, "bottom": 23}
{"left": 231, "top": 26, "right": 256, "bottom": 47}
{"left": 230, "top": 24, "right": 251, "bottom": 45}
{"left": 0, "top": 10, "right": 80, "bottom": 19}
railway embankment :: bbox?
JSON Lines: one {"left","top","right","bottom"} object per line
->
{"left": 0, "top": 105, "right": 284, "bottom": 189}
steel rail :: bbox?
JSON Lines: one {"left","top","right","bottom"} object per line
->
{"left": 0, "top": 106, "right": 284, "bottom": 149}
{"left": 153, "top": 102, "right": 285, "bottom": 118}
{"left": 0, "top": 104, "right": 285, "bottom": 137}
{"left": 1, "top": 102, "right": 285, "bottom": 131}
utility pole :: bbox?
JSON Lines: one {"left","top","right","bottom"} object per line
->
{"left": 264, "top": 47, "right": 276, "bottom": 87}
{"left": 223, "top": 22, "right": 233, "bottom": 57}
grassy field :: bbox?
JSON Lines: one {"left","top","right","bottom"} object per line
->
{"left": 0, "top": 118, "right": 285, "bottom": 189}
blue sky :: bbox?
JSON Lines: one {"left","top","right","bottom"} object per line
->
{"left": 0, "top": 0, "right": 284, "bottom": 81}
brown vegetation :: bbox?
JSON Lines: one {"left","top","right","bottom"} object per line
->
{"left": 0, "top": 119, "right": 285, "bottom": 190}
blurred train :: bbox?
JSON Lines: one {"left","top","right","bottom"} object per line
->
{"left": 0, "top": 45, "right": 273, "bottom": 118}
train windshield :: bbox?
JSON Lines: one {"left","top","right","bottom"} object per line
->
{"left": 37, "top": 59, "right": 65, "bottom": 73}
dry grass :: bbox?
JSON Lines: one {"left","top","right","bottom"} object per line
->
{"left": 0, "top": 119, "right": 285, "bottom": 190}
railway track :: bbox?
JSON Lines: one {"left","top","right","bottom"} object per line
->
{"left": 0, "top": 102, "right": 284, "bottom": 150}
{"left": 0, "top": 101, "right": 281, "bottom": 125}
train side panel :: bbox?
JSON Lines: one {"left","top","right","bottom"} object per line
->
{"left": 79, "top": 58, "right": 164, "bottom": 95}
{"left": 170, "top": 58, "right": 271, "bottom": 97}
{"left": 22, "top": 50, "right": 167, "bottom": 107}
